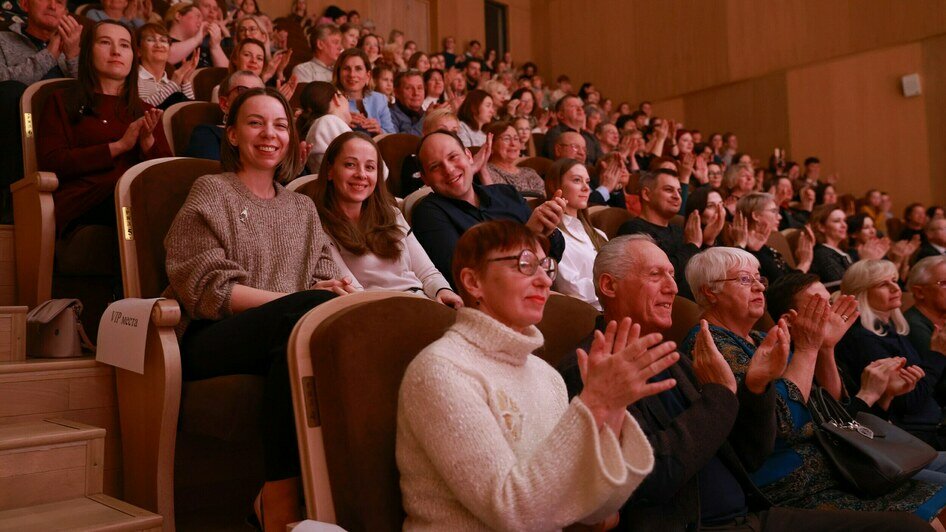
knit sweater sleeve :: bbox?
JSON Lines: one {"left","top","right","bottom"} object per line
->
{"left": 398, "top": 353, "right": 654, "bottom": 530}
{"left": 164, "top": 176, "right": 248, "bottom": 320}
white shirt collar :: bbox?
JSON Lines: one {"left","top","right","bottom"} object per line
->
{"left": 138, "top": 67, "right": 169, "bottom": 84}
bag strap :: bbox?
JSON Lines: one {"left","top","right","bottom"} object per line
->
{"left": 77, "top": 320, "right": 96, "bottom": 353}
{"left": 27, "top": 299, "right": 83, "bottom": 325}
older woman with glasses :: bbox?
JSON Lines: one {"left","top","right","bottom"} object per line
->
{"left": 683, "top": 248, "right": 946, "bottom": 525}
{"left": 137, "top": 23, "right": 196, "bottom": 108}
{"left": 737, "top": 192, "right": 814, "bottom": 284}
{"left": 483, "top": 120, "right": 544, "bottom": 197}
{"left": 836, "top": 259, "right": 946, "bottom": 448}
{"left": 397, "top": 219, "right": 679, "bottom": 530}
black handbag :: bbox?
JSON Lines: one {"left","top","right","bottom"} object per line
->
{"left": 807, "top": 386, "right": 937, "bottom": 497}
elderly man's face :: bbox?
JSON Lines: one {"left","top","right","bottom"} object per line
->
{"left": 554, "top": 132, "right": 586, "bottom": 163}
{"left": 396, "top": 74, "right": 425, "bottom": 111}
{"left": 557, "top": 96, "right": 586, "bottom": 130}
{"left": 23, "top": 0, "right": 66, "bottom": 32}
{"left": 600, "top": 240, "right": 677, "bottom": 334}
{"left": 914, "top": 262, "right": 946, "bottom": 316}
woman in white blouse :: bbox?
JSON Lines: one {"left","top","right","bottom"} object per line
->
{"left": 311, "top": 132, "right": 463, "bottom": 308}
{"left": 137, "top": 23, "right": 196, "bottom": 108}
{"left": 545, "top": 158, "right": 608, "bottom": 309}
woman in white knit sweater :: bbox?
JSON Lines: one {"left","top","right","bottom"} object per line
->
{"left": 311, "top": 132, "right": 463, "bottom": 307}
{"left": 396, "top": 220, "right": 680, "bottom": 530}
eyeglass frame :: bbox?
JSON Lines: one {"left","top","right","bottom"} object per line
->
{"left": 712, "top": 274, "right": 768, "bottom": 288}
{"left": 486, "top": 249, "right": 558, "bottom": 282}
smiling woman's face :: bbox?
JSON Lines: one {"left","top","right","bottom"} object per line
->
{"left": 464, "top": 244, "right": 553, "bottom": 332}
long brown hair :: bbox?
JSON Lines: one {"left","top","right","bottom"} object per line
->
{"left": 69, "top": 20, "right": 142, "bottom": 122}
{"left": 457, "top": 89, "right": 490, "bottom": 130}
{"left": 313, "top": 132, "right": 403, "bottom": 259}
{"left": 221, "top": 88, "right": 301, "bottom": 183}
{"left": 333, "top": 48, "right": 372, "bottom": 97}
{"left": 545, "top": 158, "right": 607, "bottom": 251}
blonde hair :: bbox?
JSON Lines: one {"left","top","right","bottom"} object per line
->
{"left": 422, "top": 107, "right": 459, "bottom": 135}
{"left": 840, "top": 259, "right": 909, "bottom": 336}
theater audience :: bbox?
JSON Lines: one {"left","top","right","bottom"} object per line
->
{"left": 684, "top": 186, "right": 727, "bottom": 247}
{"left": 455, "top": 89, "right": 494, "bottom": 147}
{"left": 836, "top": 259, "right": 946, "bottom": 447}
{"left": 906, "top": 256, "right": 946, "bottom": 407}
{"left": 192, "top": 0, "right": 229, "bottom": 68}
{"left": 165, "top": 87, "right": 355, "bottom": 532}
{"left": 682, "top": 247, "right": 946, "bottom": 522}
{"left": 558, "top": 237, "right": 928, "bottom": 531}
{"left": 137, "top": 23, "right": 196, "bottom": 108}
{"left": 737, "top": 192, "right": 813, "bottom": 283}
{"left": 311, "top": 132, "right": 461, "bottom": 306}
{"left": 389, "top": 70, "right": 425, "bottom": 136}
{"left": 510, "top": 87, "right": 539, "bottom": 129}
{"left": 292, "top": 23, "right": 341, "bottom": 83}
{"left": 334, "top": 48, "right": 394, "bottom": 135}
{"left": 542, "top": 94, "right": 601, "bottom": 164}
{"left": 339, "top": 22, "right": 359, "bottom": 50}
{"left": 411, "top": 130, "right": 565, "bottom": 287}
{"left": 37, "top": 20, "right": 171, "bottom": 246}
{"left": 544, "top": 158, "right": 606, "bottom": 309}
{"left": 619, "top": 170, "right": 721, "bottom": 299}
{"left": 185, "top": 70, "right": 262, "bottom": 160}
{"left": 483, "top": 120, "right": 543, "bottom": 197}
{"left": 372, "top": 62, "right": 395, "bottom": 104}
{"left": 0, "top": 0, "right": 80, "bottom": 83}
{"left": 397, "top": 219, "right": 672, "bottom": 530}
{"left": 513, "top": 116, "right": 536, "bottom": 157}
{"left": 722, "top": 163, "right": 756, "bottom": 215}
{"left": 166, "top": 3, "right": 209, "bottom": 65}
{"left": 358, "top": 33, "right": 381, "bottom": 66}
{"left": 407, "top": 51, "right": 429, "bottom": 73}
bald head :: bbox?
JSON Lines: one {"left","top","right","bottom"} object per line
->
{"left": 594, "top": 235, "right": 677, "bottom": 333}
{"left": 554, "top": 131, "right": 587, "bottom": 164}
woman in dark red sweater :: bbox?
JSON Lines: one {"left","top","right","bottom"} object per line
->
{"left": 37, "top": 20, "right": 172, "bottom": 236}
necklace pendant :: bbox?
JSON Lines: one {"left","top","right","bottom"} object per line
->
{"left": 239, "top": 207, "right": 248, "bottom": 224}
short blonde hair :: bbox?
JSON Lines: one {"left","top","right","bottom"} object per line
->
{"left": 840, "top": 259, "right": 909, "bottom": 336}
{"left": 686, "top": 247, "right": 760, "bottom": 308}
{"left": 422, "top": 107, "right": 459, "bottom": 136}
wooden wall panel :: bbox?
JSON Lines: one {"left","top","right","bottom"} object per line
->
{"left": 542, "top": 0, "right": 730, "bottom": 104}
{"left": 433, "top": 0, "right": 486, "bottom": 54}
{"left": 786, "top": 44, "right": 932, "bottom": 210}
{"left": 922, "top": 35, "right": 946, "bottom": 208}
{"left": 682, "top": 73, "right": 790, "bottom": 166}
{"left": 650, "top": 98, "right": 686, "bottom": 126}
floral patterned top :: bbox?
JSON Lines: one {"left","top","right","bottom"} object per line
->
{"left": 682, "top": 324, "right": 946, "bottom": 520}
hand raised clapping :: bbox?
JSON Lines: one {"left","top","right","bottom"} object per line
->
{"left": 526, "top": 189, "right": 566, "bottom": 237}
{"left": 692, "top": 320, "right": 737, "bottom": 393}
{"left": 744, "top": 319, "right": 791, "bottom": 394}
{"left": 577, "top": 317, "right": 679, "bottom": 433}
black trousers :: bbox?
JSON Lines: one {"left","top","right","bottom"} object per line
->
{"left": 180, "top": 290, "right": 338, "bottom": 481}
{"left": 701, "top": 507, "right": 930, "bottom": 531}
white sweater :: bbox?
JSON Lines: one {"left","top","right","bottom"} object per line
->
{"left": 396, "top": 308, "right": 654, "bottom": 531}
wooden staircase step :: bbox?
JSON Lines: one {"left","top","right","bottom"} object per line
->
{"left": 0, "top": 355, "right": 100, "bottom": 376}
{"left": 0, "top": 419, "right": 106, "bottom": 510}
{"left": 0, "top": 494, "right": 162, "bottom": 531}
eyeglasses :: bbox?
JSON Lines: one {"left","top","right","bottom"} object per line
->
{"left": 143, "top": 36, "right": 170, "bottom": 45}
{"left": 713, "top": 274, "right": 768, "bottom": 288}
{"left": 487, "top": 249, "right": 557, "bottom": 281}
{"left": 560, "top": 143, "right": 586, "bottom": 153}
{"left": 497, "top": 135, "right": 519, "bottom": 145}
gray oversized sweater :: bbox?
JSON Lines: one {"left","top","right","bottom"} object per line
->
{"left": 164, "top": 172, "right": 341, "bottom": 335}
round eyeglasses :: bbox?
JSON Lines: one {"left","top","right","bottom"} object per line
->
{"left": 487, "top": 249, "right": 557, "bottom": 282}
{"left": 713, "top": 274, "right": 768, "bottom": 288}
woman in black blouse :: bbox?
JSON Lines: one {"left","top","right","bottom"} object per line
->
{"left": 810, "top": 204, "right": 853, "bottom": 289}
{"left": 736, "top": 192, "right": 813, "bottom": 284}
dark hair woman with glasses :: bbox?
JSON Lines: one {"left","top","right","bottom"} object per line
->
{"left": 397, "top": 219, "right": 679, "bottom": 530}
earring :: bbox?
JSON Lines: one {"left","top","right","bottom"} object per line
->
{"left": 475, "top": 298, "right": 481, "bottom": 306}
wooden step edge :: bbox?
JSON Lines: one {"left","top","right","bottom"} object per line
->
{"left": 0, "top": 494, "right": 162, "bottom": 532}
{"left": 0, "top": 418, "right": 106, "bottom": 451}
{"left": 0, "top": 356, "right": 102, "bottom": 375}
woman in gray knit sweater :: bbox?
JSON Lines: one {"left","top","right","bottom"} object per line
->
{"left": 164, "top": 87, "right": 355, "bottom": 531}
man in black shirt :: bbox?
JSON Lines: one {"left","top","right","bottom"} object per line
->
{"left": 412, "top": 130, "right": 566, "bottom": 288}
{"left": 618, "top": 170, "right": 722, "bottom": 299}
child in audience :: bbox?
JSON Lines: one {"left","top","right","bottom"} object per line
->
{"left": 297, "top": 81, "right": 351, "bottom": 171}
{"left": 165, "top": 87, "right": 355, "bottom": 532}
{"left": 312, "top": 132, "right": 463, "bottom": 307}
{"left": 544, "top": 158, "right": 608, "bottom": 309}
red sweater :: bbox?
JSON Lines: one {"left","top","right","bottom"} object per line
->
{"left": 36, "top": 90, "right": 172, "bottom": 230}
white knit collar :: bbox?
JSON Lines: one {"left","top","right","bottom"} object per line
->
{"left": 452, "top": 308, "right": 544, "bottom": 367}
